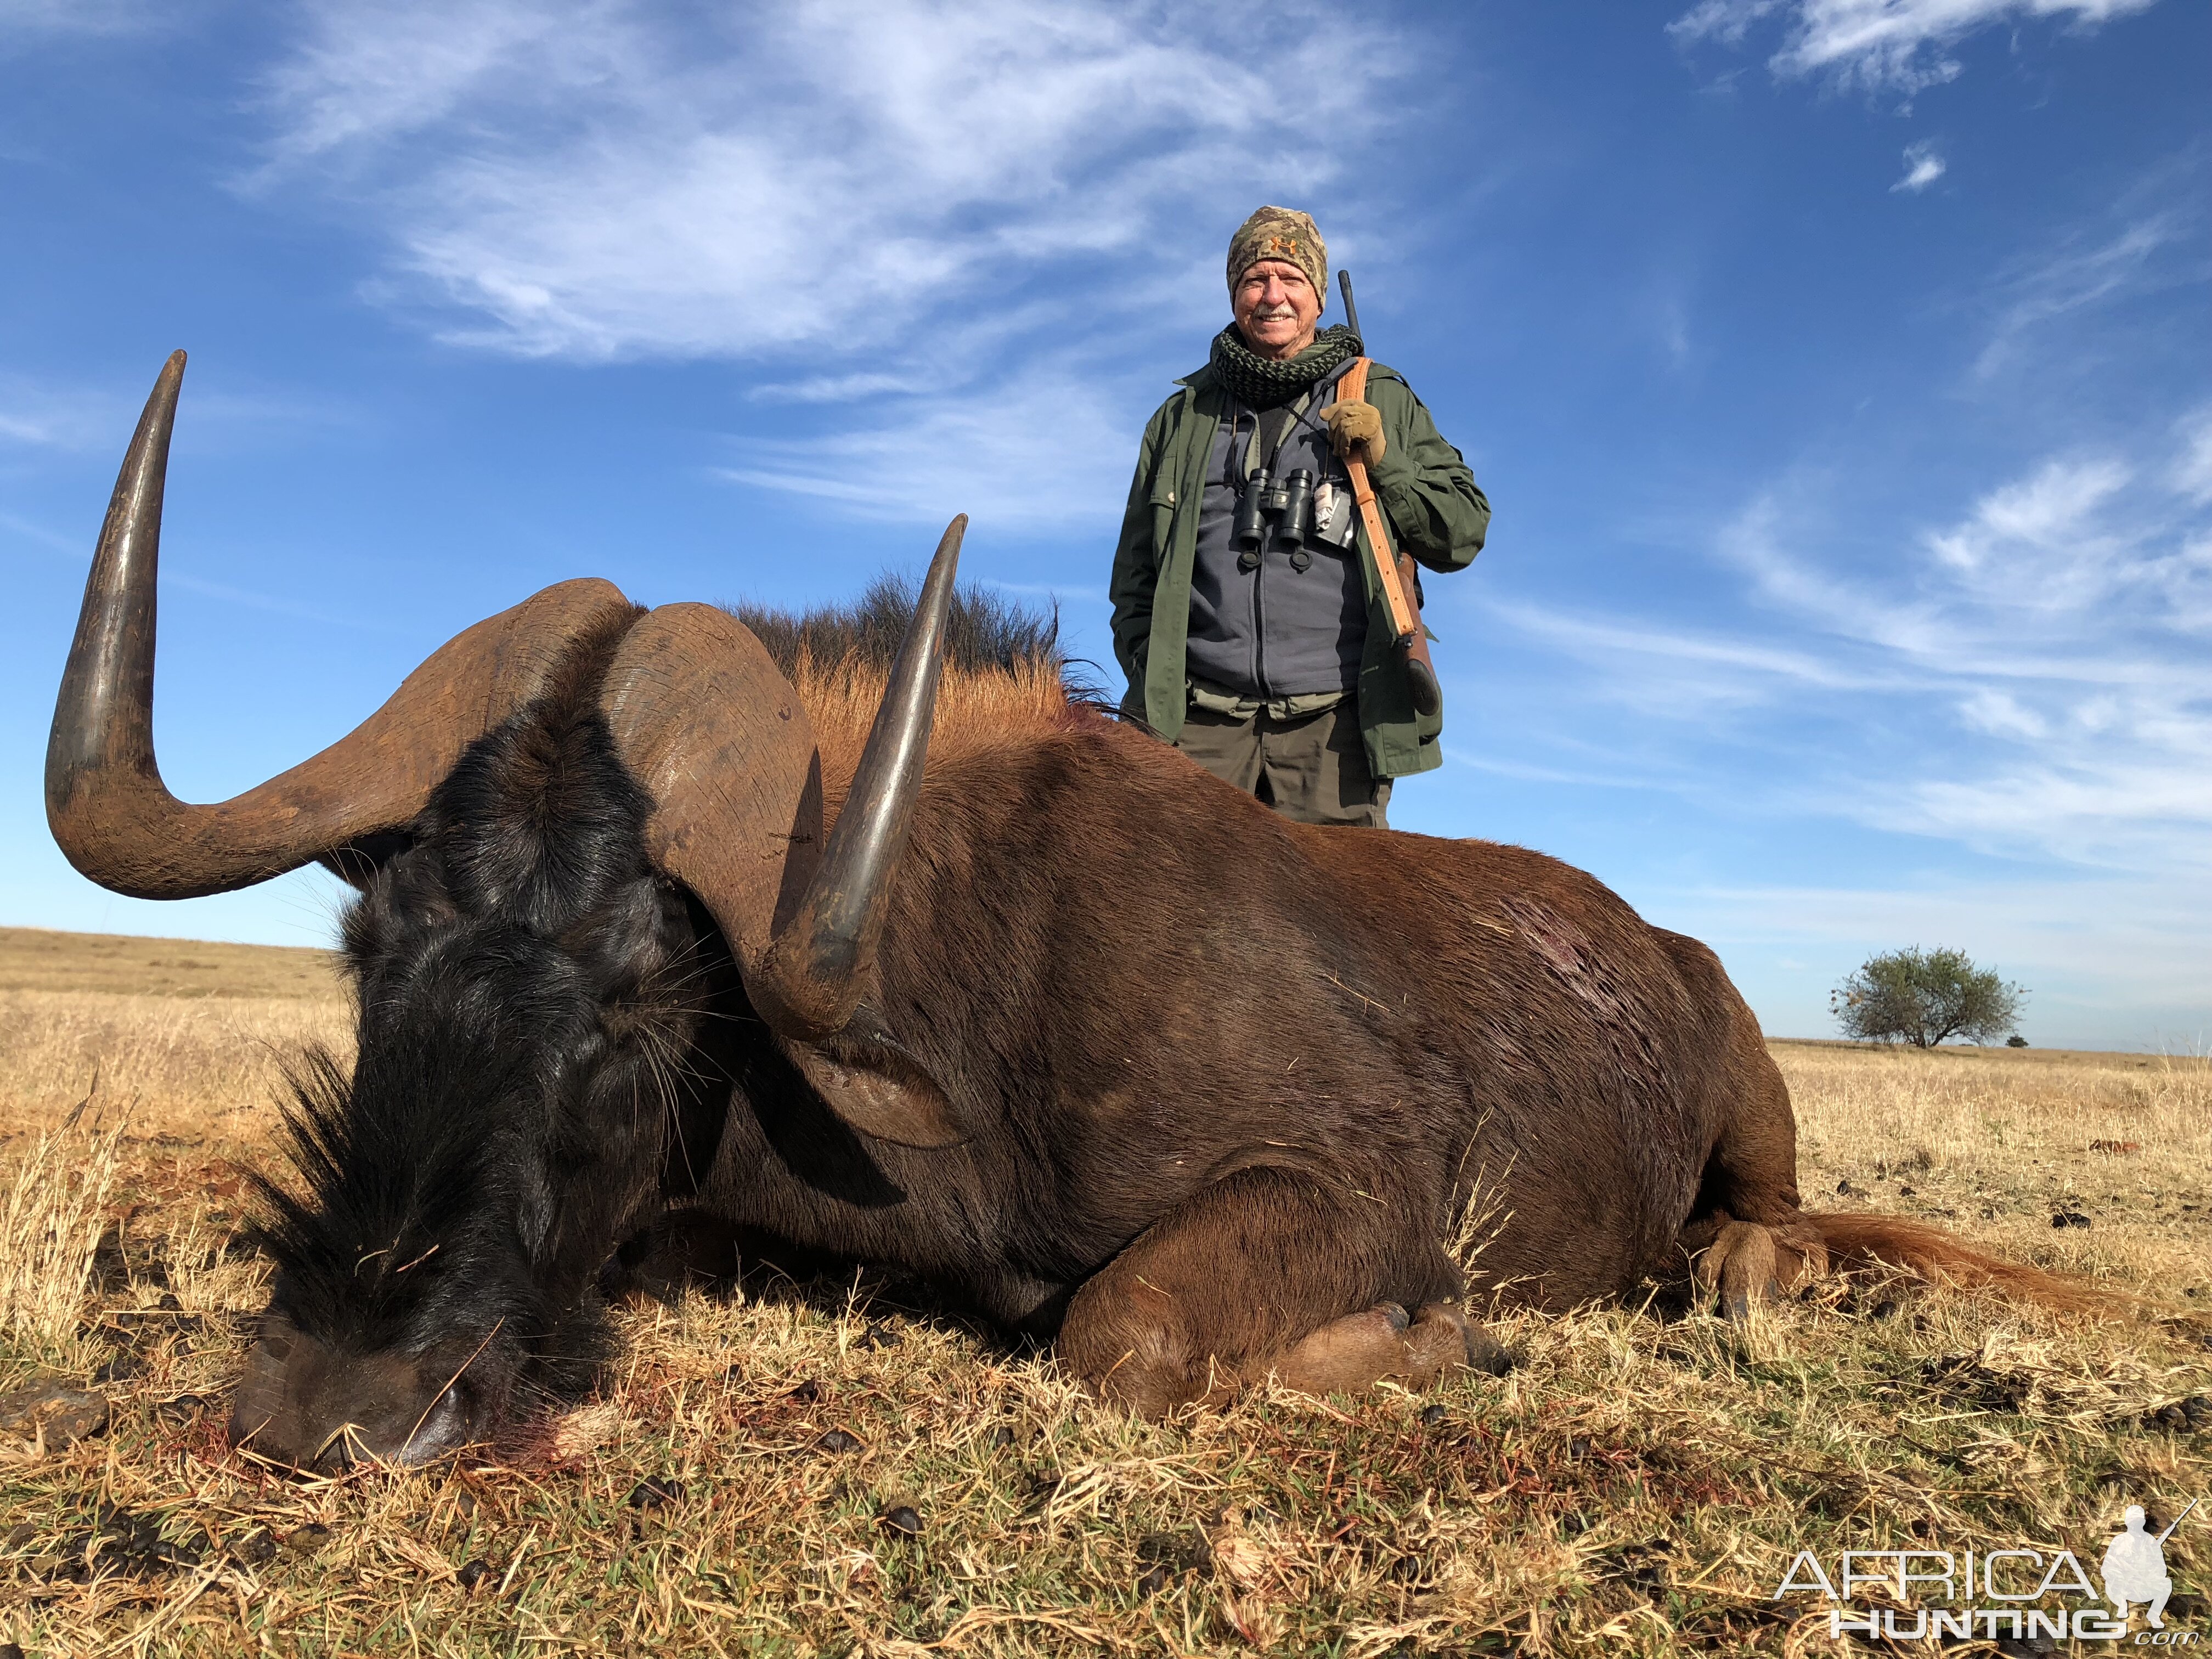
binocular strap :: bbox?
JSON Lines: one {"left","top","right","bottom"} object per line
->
{"left": 1234, "top": 402, "right": 1308, "bottom": 484}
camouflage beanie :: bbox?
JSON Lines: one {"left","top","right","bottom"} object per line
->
{"left": 1226, "top": 206, "right": 1328, "bottom": 308}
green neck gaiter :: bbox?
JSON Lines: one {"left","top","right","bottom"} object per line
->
{"left": 1207, "top": 324, "right": 1364, "bottom": 410}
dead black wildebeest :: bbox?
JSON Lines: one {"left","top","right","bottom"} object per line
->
{"left": 48, "top": 356, "right": 2107, "bottom": 1469}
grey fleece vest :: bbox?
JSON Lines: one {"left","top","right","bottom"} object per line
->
{"left": 1183, "top": 360, "right": 1366, "bottom": 701}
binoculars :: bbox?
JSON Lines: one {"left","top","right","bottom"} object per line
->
{"left": 1232, "top": 467, "right": 1316, "bottom": 569}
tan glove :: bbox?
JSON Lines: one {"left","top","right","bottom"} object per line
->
{"left": 1321, "top": 399, "right": 1385, "bottom": 466}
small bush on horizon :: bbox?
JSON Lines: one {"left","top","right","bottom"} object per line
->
{"left": 1831, "top": 945, "right": 2025, "bottom": 1048}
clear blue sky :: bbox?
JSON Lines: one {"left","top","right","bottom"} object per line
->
{"left": 3, "top": 1, "right": 2205, "bottom": 1049}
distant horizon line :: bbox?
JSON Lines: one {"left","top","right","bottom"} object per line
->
{"left": 2, "top": 922, "right": 2192, "bottom": 1059}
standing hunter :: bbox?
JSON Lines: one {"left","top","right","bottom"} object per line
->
{"left": 1110, "top": 206, "right": 1489, "bottom": 827}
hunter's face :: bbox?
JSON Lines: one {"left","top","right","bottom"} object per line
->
{"left": 1234, "top": 260, "right": 1322, "bottom": 360}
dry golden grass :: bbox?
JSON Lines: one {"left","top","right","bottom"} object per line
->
{"left": 0, "top": 927, "right": 341, "bottom": 1001}
{"left": 1775, "top": 1037, "right": 2212, "bottom": 1299}
{"left": 0, "top": 1111, "right": 125, "bottom": 1374}
{"left": 0, "top": 986, "right": 352, "bottom": 1149}
{"left": 1, "top": 933, "right": 2207, "bottom": 1656}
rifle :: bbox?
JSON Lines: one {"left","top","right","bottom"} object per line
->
{"left": 2157, "top": 1495, "right": 2200, "bottom": 1544}
{"left": 1335, "top": 270, "right": 1442, "bottom": 719}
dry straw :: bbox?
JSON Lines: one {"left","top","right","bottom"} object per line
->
{"left": 1, "top": 1084, "right": 126, "bottom": 1372}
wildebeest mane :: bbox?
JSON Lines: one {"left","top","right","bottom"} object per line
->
{"left": 727, "top": 573, "right": 1062, "bottom": 682}
{"left": 729, "top": 579, "right": 1096, "bottom": 797}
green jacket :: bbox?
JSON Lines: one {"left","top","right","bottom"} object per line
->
{"left": 1109, "top": 360, "right": 1489, "bottom": 779}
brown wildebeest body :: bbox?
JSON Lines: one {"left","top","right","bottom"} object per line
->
{"left": 691, "top": 707, "right": 1812, "bottom": 1414}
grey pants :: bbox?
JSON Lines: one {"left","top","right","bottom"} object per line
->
{"left": 1174, "top": 702, "right": 1392, "bottom": 828}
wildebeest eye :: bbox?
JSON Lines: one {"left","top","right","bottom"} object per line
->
{"left": 404, "top": 1383, "right": 466, "bottom": 1461}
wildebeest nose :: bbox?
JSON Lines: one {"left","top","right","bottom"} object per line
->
{"left": 230, "top": 1312, "right": 471, "bottom": 1471}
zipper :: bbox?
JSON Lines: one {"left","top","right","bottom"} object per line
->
{"left": 1245, "top": 403, "right": 1271, "bottom": 695}
{"left": 1226, "top": 402, "right": 1267, "bottom": 698}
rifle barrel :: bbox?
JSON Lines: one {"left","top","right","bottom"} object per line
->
{"left": 1338, "top": 270, "right": 1363, "bottom": 345}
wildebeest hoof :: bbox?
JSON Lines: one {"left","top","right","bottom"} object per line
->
{"left": 1269, "top": 1300, "right": 1471, "bottom": 1397}
{"left": 1695, "top": 1219, "right": 1821, "bottom": 1322}
{"left": 1407, "top": 1301, "right": 1488, "bottom": 1381}
{"left": 1465, "top": 1327, "right": 1516, "bottom": 1376}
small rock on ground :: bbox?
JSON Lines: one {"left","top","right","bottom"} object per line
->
{"left": 0, "top": 1379, "right": 110, "bottom": 1451}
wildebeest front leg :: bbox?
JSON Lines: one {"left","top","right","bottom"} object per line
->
{"left": 1058, "top": 1166, "right": 1476, "bottom": 1416}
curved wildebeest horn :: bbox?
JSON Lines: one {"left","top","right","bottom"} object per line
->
{"left": 600, "top": 515, "right": 965, "bottom": 1042}
{"left": 47, "top": 351, "right": 638, "bottom": 899}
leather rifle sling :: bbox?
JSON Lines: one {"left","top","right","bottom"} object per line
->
{"left": 1336, "top": 359, "right": 1442, "bottom": 716}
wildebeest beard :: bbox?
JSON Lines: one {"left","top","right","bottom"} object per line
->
{"left": 234, "top": 637, "right": 742, "bottom": 1469}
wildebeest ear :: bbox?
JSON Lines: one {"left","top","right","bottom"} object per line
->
{"left": 781, "top": 1041, "right": 968, "bottom": 1149}
{"left": 317, "top": 831, "right": 415, "bottom": 891}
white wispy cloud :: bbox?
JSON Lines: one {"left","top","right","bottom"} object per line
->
{"left": 0, "top": 509, "right": 76, "bottom": 551}
{"left": 1666, "top": 0, "right": 1784, "bottom": 49}
{"left": 713, "top": 354, "right": 1136, "bottom": 531}
{"left": 1629, "top": 433, "right": 2212, "bottom": 1038}
{"left": 1669, "top": 0, "right": 2162, "bottom": 96}
{"left": 1473, "top": 179, "right": 2212, "bottom": 956}
{"left": 1922, "top": 455, "right": 2131, "bottom": 591}
{"left": 0, "top": 365, "right": 361, "bottom": 458}
{"left": 1956, "top": 687, "right": 2046, "bottom": 739}
{"left": 0, "top": 373, "right": 119, "bottom": 449}
{"left": 1478, "top": 596, "right": 1891, "bottom": 703}
{"left": 1680, "top": 431, "right": 2212, "bottom": 871}
{"left": 6, "top": 506, "right": 396, "bottom": 628}
{"left": 1891, "top": 139, "right": 1945, "bottom": 193}
{"left": 2173, "top": 408, "right": 2212, "bottom": 503}
{"left": 253, "top": 0, "right": 1398, "bottom": 365}
{"left": 162, "top": 572, "right": 399, "bottom": 631}
{"left": 1973, "top": 199, "right": 2197, "bottom": 377}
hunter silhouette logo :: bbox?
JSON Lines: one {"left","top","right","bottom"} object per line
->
{"left": 2105, "top": 1500, "right": 2196, "bottom": 1629}
{"left": 1771, "top": 1496, "right": 2201, "bottom": 1644}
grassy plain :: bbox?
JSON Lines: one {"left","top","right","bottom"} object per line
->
{"left": 1, "top": 926, "right": 2207, "bottom": 1656}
